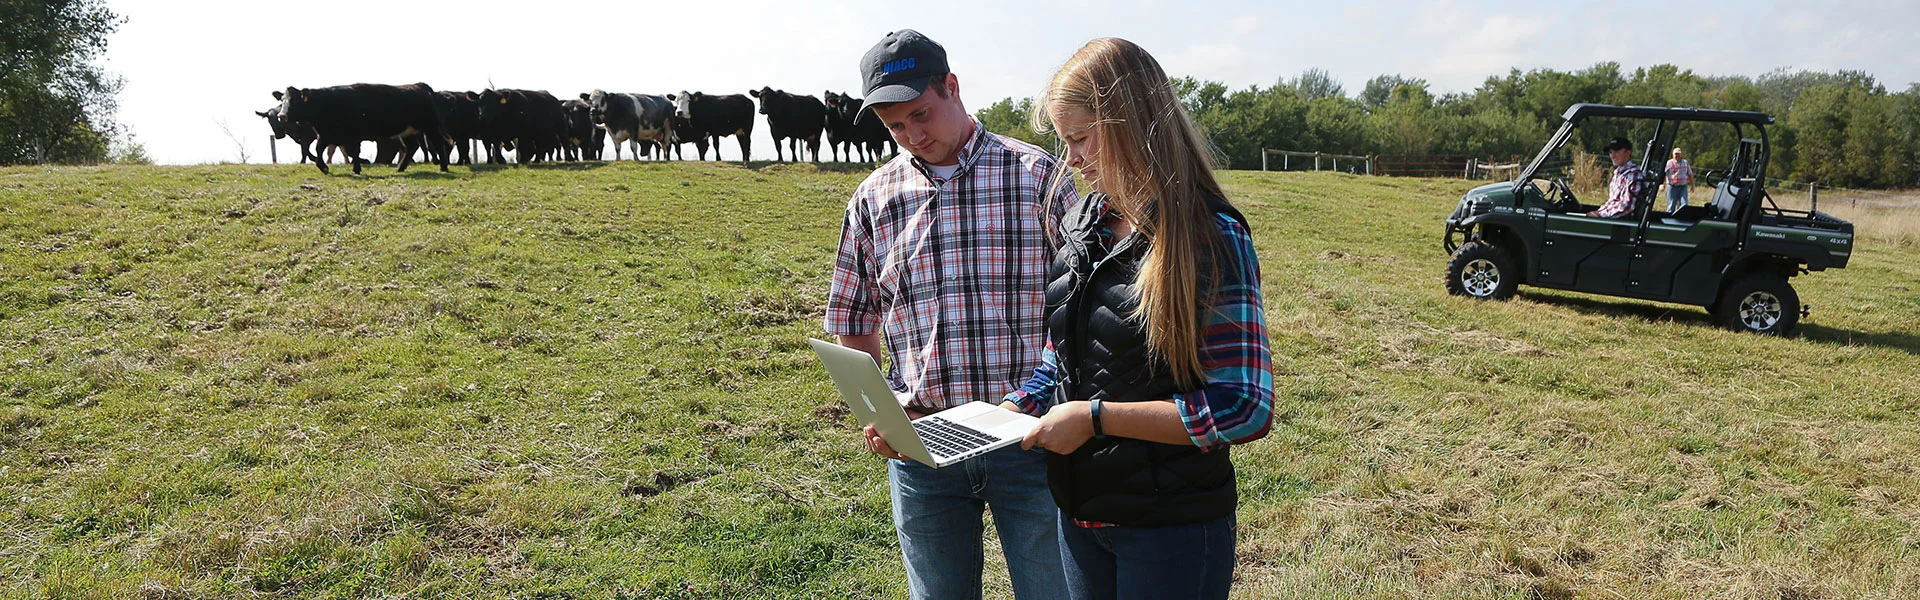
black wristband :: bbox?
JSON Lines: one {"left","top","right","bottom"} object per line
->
{"left": 1090, "top": 398, "right": 1106, "bottom": 439}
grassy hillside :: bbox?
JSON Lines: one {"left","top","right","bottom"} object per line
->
{"left": 2, "top": 162, "right": 1915, "bottom": 599}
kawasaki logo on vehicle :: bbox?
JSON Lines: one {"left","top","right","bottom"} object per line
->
{"left": 1754, "top": 231, "right": 1787, "bottom": 239}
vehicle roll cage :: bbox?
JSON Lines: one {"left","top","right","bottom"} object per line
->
{"left": 1514, "top": 103, "right": 1774, "bottom": 195}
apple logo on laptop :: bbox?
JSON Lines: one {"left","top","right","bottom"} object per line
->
{"left": 859, "top": 391, "right": 878, "bottom": 414}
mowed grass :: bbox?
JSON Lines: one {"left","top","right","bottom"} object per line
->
{"left": 1, "top": 162, "right": 1915, "bottom": 599}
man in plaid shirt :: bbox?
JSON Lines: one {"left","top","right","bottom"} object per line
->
{"left": 1590, "top": 136, "right": 1652, "bottom": 218}
{"left": 825, "top": 30, "right": 1075, "bottom": 599}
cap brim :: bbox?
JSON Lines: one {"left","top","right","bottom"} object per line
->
{"left": 854, "top": 75, "right": 935, "bottom": 124}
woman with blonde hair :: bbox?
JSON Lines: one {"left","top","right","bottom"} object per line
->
{"left": 1001, "top": 37, "right": 1274, "bottom": 599}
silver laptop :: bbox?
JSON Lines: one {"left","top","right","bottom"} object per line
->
{"left": 809, "top": 338, "right": 1040, "bottom": 468}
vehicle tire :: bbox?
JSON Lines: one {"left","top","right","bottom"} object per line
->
{"left": 1444, "top": 242, "right": 1519, "bottom": 300}
{"left": 1713, "top": 273, "right": 1799, "bottom": 335}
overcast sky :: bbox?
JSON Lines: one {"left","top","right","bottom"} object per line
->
{"left": 103, "top": 0, "right": 1920, "bottom": 165}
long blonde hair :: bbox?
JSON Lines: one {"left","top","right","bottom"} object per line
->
{"left": 1032, "top": 37, "right": 1229, "bottom": 388}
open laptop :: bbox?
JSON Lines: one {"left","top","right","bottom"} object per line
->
{"left": 809, "top": 338, "right": 1040, "bottom": 468}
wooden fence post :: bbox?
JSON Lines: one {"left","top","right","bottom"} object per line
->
{"left": 1262, "top": 149, "right": 1268, "bottom": 172}
{"left": 269, "top": 136, "right": 277, "bottom": 164}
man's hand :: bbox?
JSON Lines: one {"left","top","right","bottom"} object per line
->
{"left": 861, "top": 406, "right": 930, "bottom": 461}
{"left": 1022, "top": 400, "right": 1094, "bottom": 455}
{"left": 863, "top": 423, "right": 908, "bottom": 460}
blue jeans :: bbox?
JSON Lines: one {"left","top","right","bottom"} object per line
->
{"left": 1058, "top": 514, "right": 1236, "bottom": 600}
{"left": 1667, "top": 184, "right": 1689, "bottom": 212}
{"left": 888, "top": 444, "right": 1067, "bottom": 600}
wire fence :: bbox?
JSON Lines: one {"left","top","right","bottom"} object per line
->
{"left": 1259, "top": 149, "right": 1372, "bottom": 174}
{"left": 1374, "top": 154, "right": 1472, "bottom": 178}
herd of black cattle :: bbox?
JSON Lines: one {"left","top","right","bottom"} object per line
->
{"left": 256, "top": 82, "right": 899, "bottom": 174}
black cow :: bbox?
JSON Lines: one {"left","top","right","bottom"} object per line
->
{"left": 669, "top": 91, "right": 754, "bottom": 162}
{"left": 585, "top": 90, "right": 673, "bottom": 161}
{"left": 857, "top": 107, "right": 896, "bottom": 161}
{"left": 477, "top": 88, "right": 567, "bottom": 164}
{"left": 261, "top": 95, "right": 370, "bottom": 167}
{"left": 751, "top": 87, "right": 825, "bottom": 162}
{"left": 561, "top": 98, "right": 600, "bottom": 161}
{"left": 665, "top": 115, "right": 707, "bottom": 160}
{"left": 255, "top": 103, "right": 322, "bottom": 166}
{"left": 276, "top": 83, "right": 451, "bottom": 175}
{"left": 436, "top": 91, "right": 484, "bottom": 165}
{"left": 374, "top": 135, "right": 433, "bottom": 167}
{"left": 822, "top": 91, "right": 866, "bottom": 162}
{"left": 840, "top": 92, "right": 897, "bottom": 161}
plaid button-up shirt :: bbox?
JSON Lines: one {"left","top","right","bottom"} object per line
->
{"left": 825, "top": 120, "right": 1075, "bottom": 412}
{"left": 1596, "top": 161, "right": 1649, "bottom": 218}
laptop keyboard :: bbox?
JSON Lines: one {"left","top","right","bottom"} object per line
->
{"left": 913, "top": 416, "right": 1000, "bottom": 458}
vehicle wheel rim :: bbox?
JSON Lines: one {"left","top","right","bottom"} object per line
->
{"left": 1737, "top": 290, "right": 1782, "bottom": 330}
{"left": 1462, "top": 258, "right": 1500, "bottom": 297}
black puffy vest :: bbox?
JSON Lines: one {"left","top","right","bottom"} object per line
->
{"left": 1043, "top": 192, "right": 1249, "bottom": 527}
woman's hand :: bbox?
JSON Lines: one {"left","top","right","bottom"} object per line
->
{"left": 1022, "top": 400, "right": 1094, "bottom": 455}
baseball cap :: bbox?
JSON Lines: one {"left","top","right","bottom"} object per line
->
{"left": 855, "top": 29, "right": 950, "bottom": 123}
{"left": 1604, "top": 137, "right": 1632, "bottom": 152}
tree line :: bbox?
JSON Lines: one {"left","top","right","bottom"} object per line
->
{"left": 979, "top": 64, "right": 1920, "bottom": 189}
{"left": 8, "top": 0, "right": 1917, "bottom": 185}
{"left": 0, "top": 0, "right": 145, "bottom": 165}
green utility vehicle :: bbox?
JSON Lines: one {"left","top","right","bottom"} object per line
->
{"left": 1442, "top": 104, "right": 1853, "bottom": 335}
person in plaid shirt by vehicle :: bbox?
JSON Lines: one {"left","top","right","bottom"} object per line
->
{"left": 824, "top": 29, "right": 1076, "bottom": 600}
{"left": 1589, "top": 136, "right": 1653, "bottom": 218}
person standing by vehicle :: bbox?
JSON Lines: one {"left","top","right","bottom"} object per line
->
{"left": 1588, "top": 137, "right": 1650, "bottom": 218}
{"left": 824, "top": 29, "right": 1075, "bottom": 600}
{"left": 1665, "top": 147, "right": 1693, "bottom": 212}
{"left": 1008, "top": 37, "right": 1274, "bottom": 600}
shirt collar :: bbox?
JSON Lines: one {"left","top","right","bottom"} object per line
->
{"left": 910, "top": 118, "right": 990, "bottom": 181}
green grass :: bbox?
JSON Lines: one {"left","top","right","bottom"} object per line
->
{"left": 2, "top": 162, "right": 1915, "bottom": 599}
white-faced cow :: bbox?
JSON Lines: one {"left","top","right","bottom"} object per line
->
{"left": 750, "top": 87, "right": 825, "bottom": 162}
{"left": 255, "top": 103, "right": 322, "bottom": 166}
{"left": 258, "top": 101, "right": 376, "bottom": 168}
{"left": 277, "top": 83, "right": 451, "bottom": 175}
{"left": 477, "top": 88, "right": 567, "bottom": 164}
{"left": 584, "top": 90, "right": 673, "bottom": 161}
{"left": 669, "top": 91, "right": 754, "bottom": 162}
